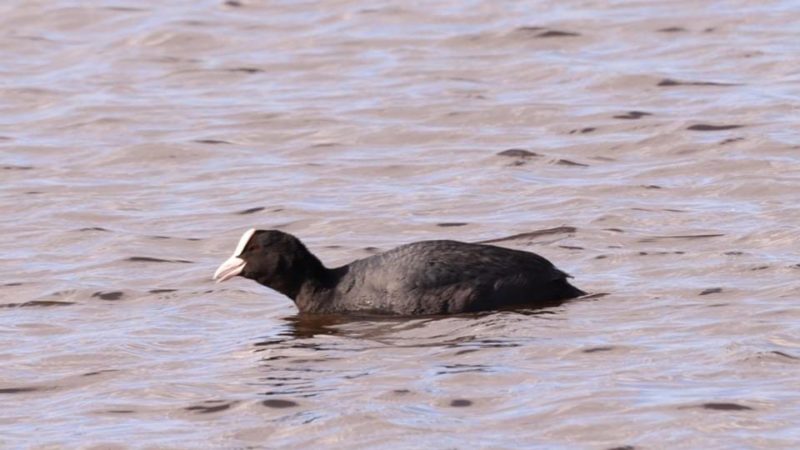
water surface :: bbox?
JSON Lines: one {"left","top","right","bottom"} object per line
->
{"left": 1, "top": 0, "right": 799, "bottom": 448}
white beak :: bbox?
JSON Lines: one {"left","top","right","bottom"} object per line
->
{"left": 213, "top": 255, "right": 246, "bottom": 283}
{"left": 213, "top": 228, "right": 257, "bottom": 283}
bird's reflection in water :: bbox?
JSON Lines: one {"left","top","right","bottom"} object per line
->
{"left": 251, "top": 313, "right": 417, "bottom": 351}
{"left": 281, "top": 313, "right": 358, "bottom": 339}
{"left": 247, "top": 296, "right": 604, "bottom": 401}
{"left": 255, "top": 293, "right": 604, "bottom": 346}
{"left": 277, "top": 313, "right": 437, "bottom": 342}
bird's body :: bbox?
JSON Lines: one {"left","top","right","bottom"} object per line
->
{"left": 214, "top": 229, "right": 585, "bottom": 315}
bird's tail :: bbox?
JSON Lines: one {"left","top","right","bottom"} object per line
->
{"left": 555, "top": 279, "right": 587, "bottom": 299}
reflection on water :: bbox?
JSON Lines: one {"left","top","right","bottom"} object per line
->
{"left": 271, "top": 296, "right": 583, "bottom": 341}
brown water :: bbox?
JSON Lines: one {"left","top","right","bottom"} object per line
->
{"left": 2, "top": 0, "right": 799, "bottom": 448}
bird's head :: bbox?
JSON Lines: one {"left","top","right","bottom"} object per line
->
{"left": 213, "top": 229, "right": 322, "bottom": 298}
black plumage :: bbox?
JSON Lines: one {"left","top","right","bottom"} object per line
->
{"left": 213, "top": 229, "right": 585, "bottom": 315}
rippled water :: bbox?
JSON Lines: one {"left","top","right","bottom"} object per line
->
{"left": 2, "top": 0, "right": 799, "bottom": 448}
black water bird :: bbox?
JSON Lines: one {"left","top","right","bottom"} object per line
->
{"left": 213, "top": 229, "right": 585, "bottom": 315}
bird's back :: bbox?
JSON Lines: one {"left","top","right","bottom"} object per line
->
{"left": 328, "top": 240, "right": 576, "bottom": 314}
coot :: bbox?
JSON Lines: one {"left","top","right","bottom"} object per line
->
{"left": 213, "top": 229, "right": 585, "bottom": 315}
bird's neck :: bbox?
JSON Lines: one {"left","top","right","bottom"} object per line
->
{"left": 258, "top": 249, "right": 338, "bottom": 311}
{"left": 293, "top": 268, "right": 341, "bottom": 313}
